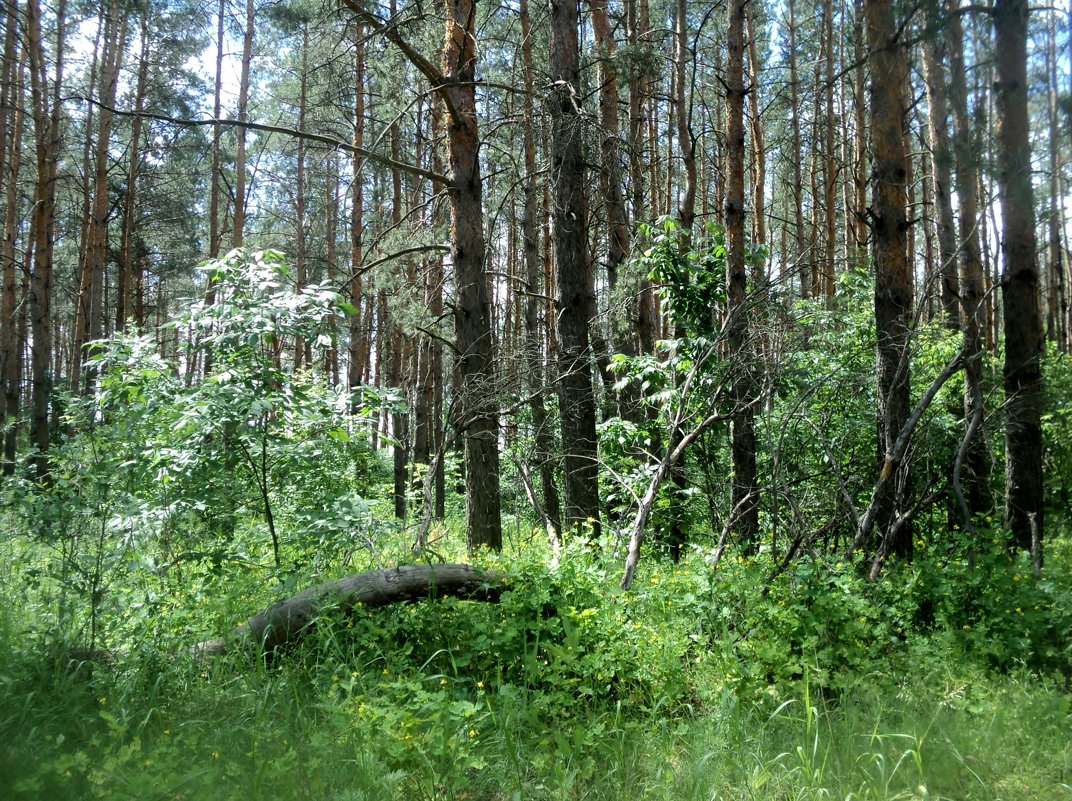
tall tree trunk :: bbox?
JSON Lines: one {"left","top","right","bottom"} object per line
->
{"left": 1045, "top": 12, "right": 1066, "bottom": 351}
{"left": 994, "top": 0, "right": 1044, "bottom": 553}
{"left": 867, "top": 0, "right": 913, "bottom": 558}
{"left": 1, "top": 8, "right": 23, "bottom": 474}
{"left": 629, "top": 0, "right": 658, "bottom": 355}
{"left": 200, "top": 0, "right": 227, "bottom": 378}
{"left": 324, "top": 154, "right": 340, "bottom": 382}
{"left": 443, "top": 0, "right": 502, "bottom": 550}
{"left": 233, "top": 0, "right": 254, "bottom": 248}
{"left": 71, "top": 2, "right": 126, "bottom": 394}
{"left": 26, "top": 0, "right": 66, "bottom": 480}
{"left": 666, "top": 0, "right": 696, "bottom": 560}
{"left": 551, "top": 0, "right": 600, "bottom": 537}
{"left": 821, "top": 0, "right": 837, "bottom": 299}
{"left": 590, "top": 0, "right": 638, "bottom": 418}
{"left": 209, "top": 0, "right": 225, "bottom": 259}
{"left": 851, "top": 0, "right": 868, "bottom": 267}
{"left": 726, "top": 0, "right": 759, "bottom": 549}
{"left": 387, "top": 70, "right": 408, "bottom": 521}
{"left": 348, "top": 23, "right": 366, "bottom": 401}
{"left": 947, "top": 0, "right": 991, "bottom": 521}
{"left": 746, "top": 1, "right": 766, "bottom": 250}
{"left": 293, "top": 24, "right": 310, "bottom": 370}
{"left": 117, "top": 10, "right": 150, "bottom": 333}
{"left": 787, "top": 0, "right": 808, "bottom": 297}
{"left": 521, "top": 0, "right": 561, "bottom": 538}
{"left": 921, "top": 7, "right": 959, "bottom": 329}
{"left": 918, "top": 128, "right": 937, "bottom": 323}
{"left": 674, "top": 0, "right": 696, "bottom": 235}
{"left": 429, "top": 100, "right": 447, "bottom": 520}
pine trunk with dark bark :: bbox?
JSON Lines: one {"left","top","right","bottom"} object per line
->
{"left": 520, "top": 0, "right": 561, "bottom": 539}
{"left": 443, "top": 0, "right": 502, "bottom": 550}
{"left": 867, "top": 0, "right": 913, "bottom": 558}
{"left": 0, "top": 3, "right": 22, "bottom": 473}
{"left": 117, "top": 11, "right": 150, "bottom": 332}
{"left": 726, "top": 0, "right": 759, "bottom": 549}
{"left": 994, "top": 0, "right": 1044, "bottom": 553}
{"left": 551, "top": 0, "right": 600, "bottom": 537}
{"left": 348, "top": 25, "right": 366, "bottom": 401}
{"left": 947, "top": 0, "right": 992, "bottom": 522}
{"left": 921, "top": 7, "right": 959, "bottom": 330}
{"left": 26, "top": 0, "right": 65, "bottom": 480}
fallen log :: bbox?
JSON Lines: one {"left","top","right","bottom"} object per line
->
{"left": 191, "top": 563, "right": 507, "bottom": 656}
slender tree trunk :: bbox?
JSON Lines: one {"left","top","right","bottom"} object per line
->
{"left": 1045, "top": 13, "right": 1066, "bottom": 351}
{"left": 324, "top": 154, "right": 340, "bottom": 382}
{"left": 1, "top": 10, "right": 23, "bottom": 474}
{"left": 590, "top": 0, "right": 638, "bottom": 416}
{"left": 822, "top": 0, "right": 837, "bottom": 299}
{"left": 71, "top": 2, "right": 126, "bottom": 394}
{"left": 551, "top": 0, "right": 600, "bottom": 537}
{"left": 520, "top": 0, "right": 561, "bottom": 538}
{"left": 387, "top": 79, "right": 409, "bottom": 521}
{"left": 994, "top": 0, "right": 1044, "bottom": 553}
{"left": 867, "top": 0, "right": 913, "bottom": 558}
{"left": 947, "top": 0, "right": 991, "bottom": 520}
{"left": 233, "top": 0, "right": 254, "bottom": 248}
{"left": 209, "top": 0, "right": 225, "bottom": 258}
{"left": 919, "top": 131, "right": 937, "bottom": 323}
{"left": 443, "top": 0, "right": 502, "bottom": 549}
{"left": 851, "top": 0, "right": 868, "bottom": 267}
{"left": 921, "top": 8, "right": 959, "bottom": 329}
{"left": 293, "top": 24, "right": 310, "bottom": 370}
{"left": 788, "top": 0, "right": 807, "bottom": 297}
{"left": 726, "top": 0, "right": 759, "bottom": 549}
{"left": 746, "top": 2, "right": 766, "bottom": 251}
{"left": 117, "top": 10, "right": 150, "bottom": 332}
{"left": 26, "top": 0, "right": 66, "bottom": 480}
{"left": 348, "top": 24, "right": 366, "bottom": 401}
{"left": 674, "top": 0, "right": 696, "bottom": 235}
{"left": 74, "top": 13, "right": 102, "bottom": 349}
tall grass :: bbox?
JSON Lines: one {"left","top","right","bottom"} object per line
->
{"left": 1, "top": 544, "right": 1069, "bottom": 800}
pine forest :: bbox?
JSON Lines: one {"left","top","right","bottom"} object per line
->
{"left": 1, "top": 0, "right": 1071, "bottom": 797}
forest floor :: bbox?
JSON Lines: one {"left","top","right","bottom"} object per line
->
{"left": 1, "top": 533, "right": 1070, "bottom": 800}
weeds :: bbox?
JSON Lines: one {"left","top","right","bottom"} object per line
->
{"left": 1, "top": 534, "right": 1070, "bottom": 800}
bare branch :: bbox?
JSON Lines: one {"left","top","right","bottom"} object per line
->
{"left": 62, "top": 94, "right": 449, "bottom": 185}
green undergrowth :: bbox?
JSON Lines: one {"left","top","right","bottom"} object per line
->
{"left": 1, "top": 537, "right": 1070, "bottom": 800}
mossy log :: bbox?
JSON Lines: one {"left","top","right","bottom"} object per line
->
{"left": 191, "top": 563, "right": 506, "bottom": 656}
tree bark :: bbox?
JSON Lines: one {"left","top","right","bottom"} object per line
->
{"left": 293, "top": 23, "right": 310, "bottom": 370}
{"left": 442, "top": 0, "right": 503, "bottom": 550}
{"left": 348, "top": 22, "right": 366, "bottom": 401}
{"left": 1044, "top": 12, "right": 1066, "bottom": 351}
{"left": 208, "top": 0, "right": 225, "bottom": 259}
{"left": 994, "top": 0, "right": 1044, "bottom": 553}
{"left": 191, "top": 564, "right": 506, "bottom": 656}
{"left": 0, "top": 5, "right": 23, "bottom": 474}
{"left": 746, "top": 1, "right": 766, "bottom": 250}
{"left": 921, "top": 7, "right": 959, "bottom": 330}
{"left": 851, "top": 0, "right": 868, "bottom": 267}
{"left": 787, "top": 0, "right": 808, "bottom": 297}
{"left": 867, "top": 0, "right": 913, "bottom": 557}
{"left": 520, "top": 0, "right": 561, "bottom": 540}
{"left": 71, "top": 1, "right": 126, "bottom": 393}
{"left": 233, "top": 0, "right": 254, "bottom": 249}
{"left": 117, "top": 10, "right": 150, "bottom": 333}
{"left": 551, "top": 0, "right": 600, "bottom": 537}
{"left": 26, "top": 0, "right": 66, "bottom": 480}
{"left": 947, "top": 0, "right": 991, "bottom": 522}
{"left": 821, "top": 0, "right": 837, "bottom": 299}
{"left": 726, "top": 0, "right": 759, "bottom": 549}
